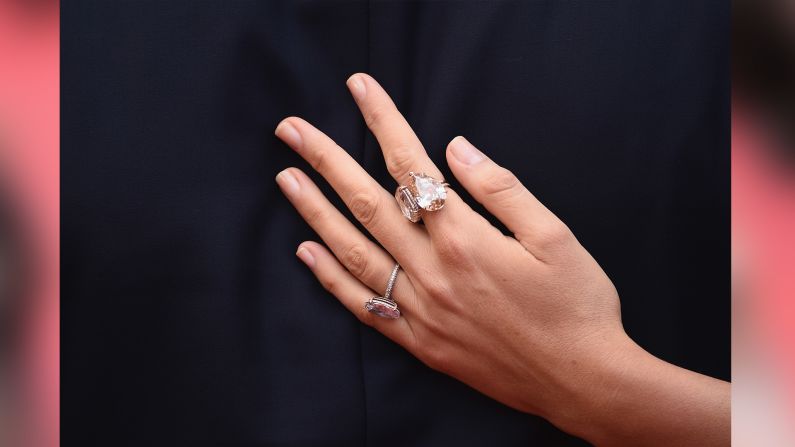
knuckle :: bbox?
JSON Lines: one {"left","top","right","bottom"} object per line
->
{"left": 340, "top": 244, "right": 370, "bottom": 279}
{"left": 385, "top": 145, "right": 416, "bottom": 179}
{"left": 434, "top": 234, "right": 471, "bottom": 264}
{"left": 363, "top": 104, "right": 389, "bottom": 128}
{"left": 422, "top": 278, "right": 452, "bottom": 302}
{"left": 420, "top": 341, "right": 451, "bottom": 372}
{"left": 310, "top": 147, "right": 329, "bottom": 174}
{"left": 348, "top": 191, "right": 380, "bottom": 226}
{"left": 536, "top": 220, "right": 573, "bottom": 248}
{"left": 305, "top": 206, "right": 330, "bottom": 225}
{"left": 481, "top": 167, "right": 522, "bottom": 197}
{"left": 320, "top": 276, "right": 340, "bottom": 296}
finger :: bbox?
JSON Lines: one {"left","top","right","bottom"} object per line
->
{"left": 275, "top": 116, "right": 428, "bottom": 259}
{"left": 346, "top": 73, "right": 443, "bottom": 185}
{"left": 276, "top": 167, "right": 417, "bottom": 312}
{"left": 346, "top": 73, "right": 470, "bottom": 226}
{"left": 295, "top": 241, "right": 417, "bottom": 349}
{"left": 445, "top": 136, "right": 576, "bottom": 260}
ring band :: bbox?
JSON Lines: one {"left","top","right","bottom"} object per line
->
{"left": 395, "top": 172, "right": 448, "bottom": 222}
{"left": 365, "top": 263, "right": 401, "bottom": 319}
{"left": 383, "top": 263, "right": 400, "bottom": 301}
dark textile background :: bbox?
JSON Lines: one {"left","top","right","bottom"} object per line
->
{"left": 62, "top": 1, "right": 729, "bottom": 446}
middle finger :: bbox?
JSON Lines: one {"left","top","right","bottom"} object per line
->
{"left": 275, "top": 116, "right": 429, "bottom": 260}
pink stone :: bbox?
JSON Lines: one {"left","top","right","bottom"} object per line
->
{"left": 365, "top": 298, "right": 401, "bottom": 319}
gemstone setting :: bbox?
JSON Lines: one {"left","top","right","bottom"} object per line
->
{"left": 395, "top": 186, "right": 421, "bottom": 222}
{"left": 365, "top": 297, "right": 401, "bottom": 319}
{"left": 411, "top": 172, "right": 447, "bottom": 211}
{"left": 394, "top": 172, "right": 448, "bottom": 222}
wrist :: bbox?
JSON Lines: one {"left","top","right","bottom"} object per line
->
{"left": 549, "top": 331, "right": 730, "bottom": 447}
{"left": 545, "top": 329, "right": 651, "bottom": 445}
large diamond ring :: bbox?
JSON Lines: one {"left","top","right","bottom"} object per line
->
{"left": 365, "top": 263, "right": 401, "bottom": 319}
{"left": 395, "top": 172, "right": 448, "bottom": 222}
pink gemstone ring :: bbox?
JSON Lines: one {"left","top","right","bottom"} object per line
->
{"left": 365, "top": 297, "right": 400, "bottom": 319}
{"left": 365, "top": 263, "right": 401, "bottom": 319}
{"left": 395, "top": 172, "right": 449, "bottom": 223}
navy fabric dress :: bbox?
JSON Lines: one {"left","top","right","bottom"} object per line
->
{"left": 62, "top": 1, "right": 729, "bottom": 445}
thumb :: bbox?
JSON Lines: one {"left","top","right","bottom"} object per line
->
{"left": 445, "top": 136, "right": 574, "bottom": 258}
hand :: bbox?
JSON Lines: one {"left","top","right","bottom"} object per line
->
{"left": 274, "top": 74, "right": 729, "bottom": 446}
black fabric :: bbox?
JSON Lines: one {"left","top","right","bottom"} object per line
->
{"left": 62, "top": 1, "right": 729, "bottom": 446}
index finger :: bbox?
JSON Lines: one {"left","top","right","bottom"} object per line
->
{"left": 275, "top": 116, "right": 429, "bottom": 261}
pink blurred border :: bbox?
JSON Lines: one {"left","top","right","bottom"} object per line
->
{"left": 1, "top": 1, "right": 794, "bottom": 444}
{"left": 0, "top": 2, "right": 59, "bottom": 446}
{"left": 733, "top": 104, "right": 795, "bottom": 412}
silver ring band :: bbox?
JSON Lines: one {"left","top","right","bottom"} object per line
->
{"left": 365, "top": 263, "right": 402, "bottom": 319}
{"left": 383, "top": 263, "right": 400, "bottom": 301}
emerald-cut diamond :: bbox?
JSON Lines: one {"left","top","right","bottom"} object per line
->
{"left": 396, "top": 186, "right": 420, "bottom": 222}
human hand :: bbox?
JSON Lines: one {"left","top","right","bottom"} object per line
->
{"left": 274, "top": 74, "right": 729, "bottom": 446}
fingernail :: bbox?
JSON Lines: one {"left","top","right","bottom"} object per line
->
{"left": 346, "top": 74, "right": 366, "bottom": 101}
{"left": 449, "top": 136, "right": 485, "bottom": 166}
{"left": 275, "top": 169, "right": 300, "bottom": 196}
{"left": 275, "top": 120, "right": 303, "bottom": 148}
{"left": 296, "top": 246, "right": 316, "bottom": 268}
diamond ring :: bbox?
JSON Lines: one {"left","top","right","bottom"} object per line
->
{"left": 395, "top": 172, "right": 449, "bottom": 222}
{"left": 365, "top": 263, "right": 401, "bottom": 319}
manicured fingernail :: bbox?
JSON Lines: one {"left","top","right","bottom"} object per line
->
{"left": 296, "top": 246, "right": 316, "bottom": 268}
{"left": 275, "top": 120, "right": 302, "bottom": 148}
{"left": 347, "top": 74, "right": 366, "bottom": 101}
{"left": 275, "top": 169, "right": 300, "bottom": 196}
{"left": 449, "top": 136, "right": 485, "bottom": 166}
